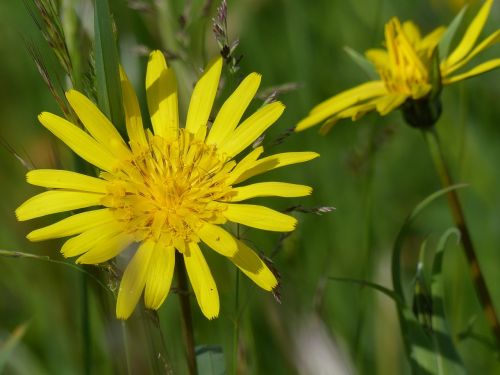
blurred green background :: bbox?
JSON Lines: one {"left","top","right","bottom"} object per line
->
{"left": 1, "top": 0, "right": 499, "bottom": 374}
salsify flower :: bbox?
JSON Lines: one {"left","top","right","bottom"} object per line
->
{"left": 296, "top": 0, "right": 500, "bottom": 133}
{"left": 16, "top": 51, "right": 318, "bottom": 319}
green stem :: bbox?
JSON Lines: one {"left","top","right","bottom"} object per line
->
{"left": 232, "top": 269, "right": 240, "bottom": 375}
{"left": 176, "top": 252, "right": 198, "bottom": 375}
{"left": 81, "top": 274, "right": 91, "bottom": 375}
{"left": 121, "top": 321, "right": 132, "bottom": 375}
{"left": 423, "top": 128, "right": 500, "bottom": 345}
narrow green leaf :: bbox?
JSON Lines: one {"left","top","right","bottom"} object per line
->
{"left": 392, "top": 184, "right": 467, "bottom": 298}
{"left": 344, "top": 46, "right": 378, "bottom": 80}
{"left": 430, "top": 228, "right": 467, "bottom": 375}
{"left": 196, "top": 345, "right": 226, "bottom": 375}
{"left": 391, "top": 186, "right": 467, "bottom": 374}
{"left": 327, "top": 276, "right": 401, "bottom": 303}
{"left": 94, "top": 0, "right": 124, "bottom": 128}
{"left": 0, "top": 322, "right": 29, "bottom": 372}
{"left": 439, "top": 5, "right": 469, "bottom": 60}
{"left": 0, "top": 249, "right": 110, "bottom": 292}
{"left": 429, "top": 48, "right": 442, "bottom": 99}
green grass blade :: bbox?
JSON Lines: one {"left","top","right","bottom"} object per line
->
{"left": 438, "top": 5, "right": 469, "bottom": 60}
{"left": 0, "top": 249, "right": 110, "bottom": 292}
{"left": 391, "top": 186, "right": 467, "bottom": 374}
{"left": 392, "top": 184, "right": 467, "bottom": 297}
{"left": 196, "top": 346, "right": 226, "bottom": 375}
{"left": 344, "top": 47, "right": 378, "bottom": 80}
{"left": 0, "top": 322, "right": 29, "bottom": 373}
{"left": 430, "top": 228, "right": 467, "bottom": 375}
{"left": 94, "top": 0, "right": 124, "bottom": 128}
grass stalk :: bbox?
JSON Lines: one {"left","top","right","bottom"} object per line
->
{"left": 81, "top": 274, "right": 91, "bottom": 375}
{"left": 176, "top": 252, "right": 198, "bottom": 375}
{"left": 121, "top": 320, "right": 132, "bottom": 375}
{"left": 232, "top": 268, "right": 240, "bottom": 375}
{"left": 423, "top": 127, "right": 500, "bottom": 346}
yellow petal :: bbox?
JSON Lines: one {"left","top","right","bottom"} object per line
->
{"left": 185, "top": 57, "right": 223, "bottom": 140}
{"left": 119, "top": 66, "right": 147, "bottom": 150}
{"left": 318, "top": 98, "right": 380, "bottom": 135}
{"left": 145, "top": 51, "right": 179, "bottom": 140}
{"left": 226, "top": 146, "right": 263, "bottom": 184}
{"left": 16, "top": 191, "right": 104, "bottom": 221}
{"left": 116, "top": 240, "right": 154, "bottom": 319}
{"left": 61, "top": 221, "right": 123, "bottom": 258}
{"left": 223, "top": 204, "right": 297, "bottom": 232}
{"left": 65, "top": 90, "right": 131, "bottom": 160}
{"left": 402, "top": 21, "right": 422, "bottom": 45}
{"left": 76, "top": 233, "right": 134, "bottom": 264}
{"left": 418, "top": 26, "right": 446, "bottom": 52}
{"left": 365, "top": 49, "right": 389, "bottom": 68}
{"left": 443, "top": 30, "right": 500, "bottom": 76}
{"left": 445, "top": 0, "right": 493, "bottom": 68}
{"left": 144, "top": 242, "right": 175, "bottom": 310}
{"left": 443, "top": 58, "right": 500, "bottom": 84}
{"left": 27, "top": 208, "right": 113, "bottom": 242}
{"left": 230, "top": 152, "right": 319, "bottom": 185}
{"left": 184, "top": 243, "right": 219, "bottom": 319}
{"left": 38, "top": 112, "right": 118, "bottom": 172}
{"left": 295, "top": 81, "right": 386, "bottom": 132}
{"left": 219, "top": 101, "right": 285, "bottom": 157}
{"left": 206, "top": 72, "right": 262, "bottom": 147}
{"left": 231, "top": 239, "right": 277, "bottom": 291}
{"left": 375, "top": 93, "right": 408, "bottom": 115}
{"left": 230, "top": 182, "right": 312, "bottom": 202}
{"left": 26, "top": 169, "right": 108, "bottom": 193}
{"left": 199, "top": 223, "right": 238, "bottom": 257}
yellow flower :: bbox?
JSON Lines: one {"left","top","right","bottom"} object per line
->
{"left": 16, "top": 51, "right": 318, "bottom": 320}
{"left": 296, "top": 0, "right": 500, "bottom": 133}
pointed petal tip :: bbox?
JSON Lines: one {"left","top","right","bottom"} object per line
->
{"left": 37, "top": 112, "right": 51, "bottom": 123}
{"left": 75, "top": 253, "right": 95, "bottom": 265}
{"left": 64, "top": 88, "right": 78, "bottom": 99}
{"left": 26, "top": 231, "right": 38, "bottom": 242}
{"left": 14, "top": 208, "right": 23, "bottom": 221}
{"left": 149, "top": 50, "right": 164, "bottom": 59}
{"left": 115, "top": 308, "right": 132, "bottom": 320}
{"left": 295, "top": 118, "right": 315, "bottom": 132}
{"left": 204, "top": 309, "right": 220, "bottom": 320}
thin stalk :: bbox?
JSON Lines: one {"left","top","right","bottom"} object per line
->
{"left": 423, "top": 128, "right": 500, "bottom": 345}
{"left": 232, "top": 269, "right": 240, "bottom": 375}
{"left": 81, "top": 274, "right": 91, "bottom": 375}
{"left": 176, "top": 252, "right": 198, "bottom": 375}
{"left": 353, "top": 126, "right": 377, "bottom": 374}
{"left": 121, "top": 321, "right": 132, "bottom": 375}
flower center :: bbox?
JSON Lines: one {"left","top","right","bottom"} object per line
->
{"left": 101, "top": 130, "right": 234, "bottom": 245}
{"left": 372, "top": 19, "right": 432, "bottom": 99}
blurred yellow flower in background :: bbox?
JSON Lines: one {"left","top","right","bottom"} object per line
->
{"left": 16, "top": 51, "right": 318, "bottom": 320}
{"left": 296, "top": 0, "right": 499, "bottom": 133}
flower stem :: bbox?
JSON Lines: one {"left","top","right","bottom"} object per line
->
{"left": 423, "top": 128, "right": 500, "bottom": 345}
{"left": 232, "top": 268, "right": 240, "bottom": 375}
{"left": 81, "top": 273, "right": 91, "bottom": 375}
{"left": 176, "top": 252, "right": 198, "bottom": 375}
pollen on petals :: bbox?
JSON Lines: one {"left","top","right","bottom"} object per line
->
{"left": 100, "top": 129, "right": 234, "bottom": 245}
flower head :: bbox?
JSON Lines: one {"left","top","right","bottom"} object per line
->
{"left": 16, "top": 51, "right": 318, "bottom": 319}
{"left": 296, "top": 0, "right": 500, "bottom": 133}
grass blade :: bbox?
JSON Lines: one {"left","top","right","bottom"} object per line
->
{"left": 196, "top": 345, "right": 226, "bottom": 375}
{"left": 94, "top": 0, "right": 124, "bottom": 128}
{"left": 430, "top": 228, "right": 466, "bottom": 375}
{"left": 439, "top": 5, "right": 469, "bottom": 60}
{"left": 344, "top": 46, "right": 378, "bottom": 80}
{"left": 0, "top": 322, "right": 30, "bottom": 373}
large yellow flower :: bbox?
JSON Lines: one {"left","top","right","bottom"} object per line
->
{"left": 16, "top": 51, "right": 318, "bottom": 319}
{"left": 296, "top": 0, "right": 499, "bottom": 133}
